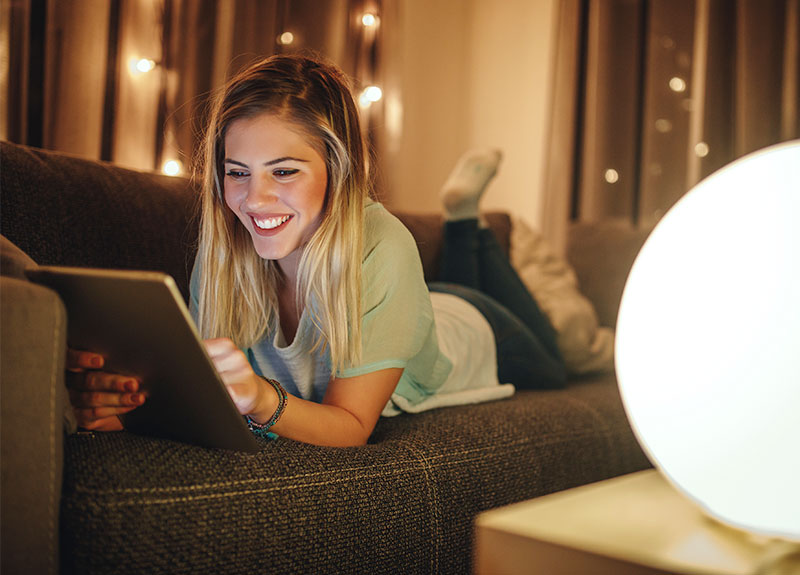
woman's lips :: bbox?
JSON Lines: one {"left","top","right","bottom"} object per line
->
{"left": 250, "top": 214, "right": 293, "bottom": 236}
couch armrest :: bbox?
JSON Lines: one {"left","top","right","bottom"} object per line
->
{"left": 1, "top": 277, "right": 68, "bottom": 575}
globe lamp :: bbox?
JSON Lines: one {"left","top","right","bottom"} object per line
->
{"left": 615, "top": 140, "right": 800, "bottom": 542}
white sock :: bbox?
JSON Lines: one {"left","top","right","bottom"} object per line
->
{"left": 441, "top": 148, "right": 502, "bottom": 221}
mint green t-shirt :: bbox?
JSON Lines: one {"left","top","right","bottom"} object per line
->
{"left": 190, "top": 201, "right": 453, "bottom": 408}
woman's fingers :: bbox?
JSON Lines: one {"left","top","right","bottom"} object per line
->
{"left": 214, "top": 350, "right": 250, "bottom": 374}
{"left": 74, "top": 405, "right": 138, "bottom": 420}
{"left": 203, "top": 338, "right": 262, "bottom": 413}
{"left": 203, "top": 338, "right": 238, "bottom": 361}
{"left": 84, "top": 371, "right": 139, "bottom": 393}
{"left": 204, "top": 338, "right": 249, "bottom": 373}
{"left": 64, "top": 348, "right": 145, "bottom": 431}
{"left": 68, "top": 389, "right": 145, "bottom": 408}
{"left": 66, "top": 370, "right": 139, "bottom": 393}
{"left": 67, "top": 348, "right": 104, "bottom": 370}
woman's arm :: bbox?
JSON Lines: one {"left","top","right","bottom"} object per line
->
{"left": 265, "top": 369, "right": 402, "bottom": 447}
{"left": 204, "top": 338, "right": 401, "bottom": 447}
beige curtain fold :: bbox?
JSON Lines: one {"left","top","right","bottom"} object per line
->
{"left": 4, "top": 0, "right": 378, "bottom": 175}
{"left": 541, "top": 0, "right": 584, "bottom": 256}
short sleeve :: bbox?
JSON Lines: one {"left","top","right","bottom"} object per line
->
{"left": 338, "top": 204, "right": 444, "bottom": 383}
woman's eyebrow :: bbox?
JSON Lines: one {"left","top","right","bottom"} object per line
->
{"left": 223, "top": 157, "right": 309, "bottom": 167}
{"left": 264, "top": 156, "right": 309, "bottom": 166}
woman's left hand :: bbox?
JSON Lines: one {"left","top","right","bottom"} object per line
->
{"left": 203, "top": 338, "right": 271, "bottom": 416}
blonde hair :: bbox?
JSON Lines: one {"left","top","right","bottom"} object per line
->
{"left": 196, "top": 54, "right": 370, "bottom": 373}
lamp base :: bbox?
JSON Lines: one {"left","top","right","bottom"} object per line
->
{"left": 476, "top": 469, "right": 800, "bottom": 575}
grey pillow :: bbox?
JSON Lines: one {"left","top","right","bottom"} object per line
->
{"left": 1, "top": 235, "right": 38, "bottom": 278}
{"left": 0, "top": 237, "right": 78, "bottom": 432}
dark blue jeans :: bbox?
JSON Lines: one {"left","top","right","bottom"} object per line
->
{"left": 429, "top": 219, "right": 566, "bottom": 389}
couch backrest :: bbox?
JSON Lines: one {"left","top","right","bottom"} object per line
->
{"left": 567, "top": 220, "right": 652, "bottom": 328}
{"left": 1, "top": 141, "right": 200, "bottom": 299}
{"left": 3, "top": 141, "right": 647, "bottom": 327}
{"left": 392, "top": 211, "right": 511, "bottom": 281}
{"left": 0, "top": 142, "right": 513, "bottom": 302}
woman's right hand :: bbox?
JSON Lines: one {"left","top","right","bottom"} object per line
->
{"left": 66, "top": 349, "right": 146, "bottom": 431}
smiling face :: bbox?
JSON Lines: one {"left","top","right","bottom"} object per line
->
{"left": 223, "top": 113, "right": 328, "bottom": 276}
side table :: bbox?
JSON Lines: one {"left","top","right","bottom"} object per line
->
{"left": 474, "top": 469, "right": 800, "bottom": 574}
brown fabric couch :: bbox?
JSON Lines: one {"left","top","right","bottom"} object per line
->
{"left": 0, "top": 141, "right": 652, "bottom": 575}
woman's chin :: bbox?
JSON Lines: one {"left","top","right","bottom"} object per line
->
{"left": 251, "top": 241, "right": 300, "bottom": 266}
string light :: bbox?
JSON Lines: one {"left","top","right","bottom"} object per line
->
{"left": 162, "top": 159, "right": 182, "bottom": 177}
{"left": 277, "top": 32, "right": 294, "bottom": 46}
{"left": 359, "top": 85, "right": 383, "bottom": 108}
{"left": 357, "top": 9, "right": 382, "bottom": 133}
{"left": 669, "top": 77, "right": 687, "bottom": 93}
{"left": 655, "top": 119, "right": 672, "bottom": 133}
{"left": 129, "top": 58, "right": 156, "bottom": 75}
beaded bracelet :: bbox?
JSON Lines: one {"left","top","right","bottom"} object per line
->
{"left": 245, "top": 376, "right": 288, "bottom": 439}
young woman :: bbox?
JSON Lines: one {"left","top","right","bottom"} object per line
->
{"left": 66, "top": 54, "right": 565, "bottom": 446}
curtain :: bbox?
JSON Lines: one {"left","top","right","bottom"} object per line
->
{"left": 3, "top": 0, "right": 383, "bottom": 176}
{"left": 543, "top": 0, "right": 799, "bottom": 252}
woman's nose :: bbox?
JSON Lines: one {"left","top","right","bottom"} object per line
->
{"left": 244, "top": 175, "right": 277, "bottom": 209}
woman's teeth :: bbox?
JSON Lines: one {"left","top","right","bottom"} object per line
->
{"left": 254, "top": 215, "right": 291, "bottom": 230}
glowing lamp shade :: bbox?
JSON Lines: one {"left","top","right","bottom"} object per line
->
{"left": 616, "top": 140, "right": 800, "bottom": 541}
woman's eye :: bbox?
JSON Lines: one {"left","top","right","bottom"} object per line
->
{"left": 273, "top": 168, "right": 299, "bottom": 178}
{"left": 225, "top": 170, "right": 249, "bottom": 180}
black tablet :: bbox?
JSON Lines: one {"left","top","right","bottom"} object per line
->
{"left": 27, "top": 266, "right": 261, "bottom": 453}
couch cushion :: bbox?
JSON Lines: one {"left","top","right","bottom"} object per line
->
{"left": 60, "top": 376, "right": 650, "bottom": 575}
{"left": 0, "top": 142, "right": 198, "bottom": 301}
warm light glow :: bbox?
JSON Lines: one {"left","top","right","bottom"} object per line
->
{"left": 654, "top": 118, "right": 672, "bottom": 133}
{"left": 277, "top": 32, "right": 294, "bottom": 45}
{"left": 162, "top": 159, "right": 182, "bottom": 177}
{"left": 129, "top": 58, "right": 156, "bottom": 75}
{"left": 361, "top": 13, "right": 378, "bottom": 27}
{"left": 616, "top": 140, "right": 800, "bottom": 541}
{"left": 604, "top": 168, "right": 619, "bottom": 184}
{"left": 669, "top": 76, "right": 687, "bottom": 92}
{"left": 359, "top": 85, "right": 383, "bottom": 108}
{"left": 694, "top": 142, "right": 710, "bottom": 157}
